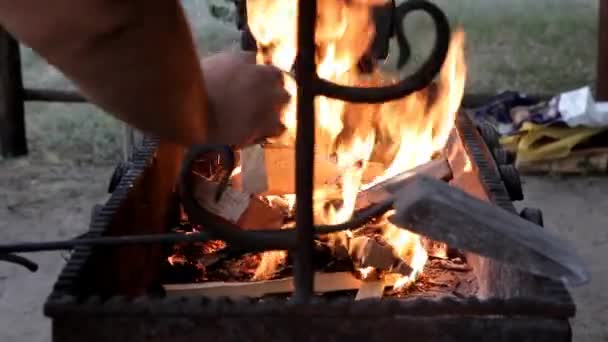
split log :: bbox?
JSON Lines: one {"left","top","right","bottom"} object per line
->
{"left": 355, "top": 280, "right": 385, "bottom": 300}
{"left": 389, "top": 175, "right": 589, "bottom": 285}
{"left": 164, "top": 272, "right": 362, "bottom": 298}
{"left": 323, "top": 232, "right": 415, "bottom": 276}
{"left": 349, "top": 236, "right": 395, "bottom": 271}
{"left": 237, "top": 144, "right": 385, "bottom": 195}
{"left": 355, "top": 272, "right": 404, "bottom": 300}
{"left": 192, "top": 175, "right": 284, "bottom": 230}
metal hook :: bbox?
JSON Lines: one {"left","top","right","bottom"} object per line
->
{"left": 0, "top": 254, "right": 38, "bottom": 272}
{"left": 315, "top": 0, "right": 450, "bottom": 103}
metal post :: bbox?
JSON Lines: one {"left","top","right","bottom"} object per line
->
{"left": 0, "top": 29, "right": 27, "bottom": 158}
{"left": 598, "top": 0, "right": 608, "bottom": 100}
{"left": 293, "top": 0, "right": 317, "bottom": 303}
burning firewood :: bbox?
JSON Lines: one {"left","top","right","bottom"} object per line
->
{"left": 348, "top": 235, "right": 413, "bottom": 276}
{"left": 355, "top": 280, "right": 386, "bottom": 300}
{"left": 164, "top": 272, "right": 364, "bottom": 298}
{"left": 163, "top": 270, "right": 407, "bottom": 299}
{"left": 353, "top": 269, "right": 403, "bottom": 300}
{"left": 192, "top": 174, "right": 284, "bottom": 230}
{"left": 237, "top": 144, "right": 385, "bottom": 195}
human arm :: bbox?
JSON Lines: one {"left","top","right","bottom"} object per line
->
{"left": 0, "top": 0, "right": 287, "bottom": 146}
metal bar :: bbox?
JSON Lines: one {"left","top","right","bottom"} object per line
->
{"left": 598, "top": 0, "right": 608, "bottom": 100}
{"left": 0, "top": 233, "right": 212, "bottom": 254}
{"left": 0, "top": 29, "right": 27, "bottom": 158}
{"left": 0, "top": 198, "right": 394, "bottom": 255}
{"left": 23, "top": 88, "right": 87, "bottom": 102}
{"left": 293, "top": 0, "right": 318, "bottom": 303}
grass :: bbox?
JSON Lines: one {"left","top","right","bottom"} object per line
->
{"left": 15, "top": 0, "right": 599, "bottom": 164}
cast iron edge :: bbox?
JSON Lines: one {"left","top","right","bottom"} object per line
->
{"left": 455, "top": 112, "right": 575, "bottom": 312}
{"left": 44, "top": 137, "right": 160, "bottom": 303}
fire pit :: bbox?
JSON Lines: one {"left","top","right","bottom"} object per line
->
{"left": 39, "top": 0, "right": 578, "bottom": 341}
{"left": 42, "top": 113, "right": 575, "bottom": 342}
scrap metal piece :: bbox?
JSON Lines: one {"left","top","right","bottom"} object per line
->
{"left": 389, "top": 175, "right": 589, "bottom": 286}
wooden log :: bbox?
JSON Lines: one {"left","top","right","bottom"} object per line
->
{"left": 354, "top": 272, "right": 404, "bottom": 300}
{"left": 165, "top": 272, "right": 404, "bottom": 299}
{"left": 164, "top": 272, "right": 362, "bottom": 298}
{"left": 355, "top": 280, "right": 385, "bottom": 300}
{"left": 0, "top": 29, "right": 26, "bottom": 158}
{"left": 237, "top": 144, "right": 384, "bottom": 195}
{"left": 389, "top": 175, "right": 589, "bottom": 286}
{"left": 192, "top": 175, "right": 284, "bottom": 230}
{"left": 347, "top": 235, "right": 413, "bottom": 276}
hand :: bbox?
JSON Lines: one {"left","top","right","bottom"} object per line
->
{"left": 201, "top": 51, "right": 290, "bottom": 146}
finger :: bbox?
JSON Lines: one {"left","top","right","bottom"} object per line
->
{"left": 235, "top": 51, "right": 257, "bottom": 64}
{"left": 264, "top": 120, "right": 287, "bottom": 138}
{"left": 274, "top": 87, "right": 291, "bottom": 107}
{"left": 256, "top": 64, "right": 287, "bottom": 85}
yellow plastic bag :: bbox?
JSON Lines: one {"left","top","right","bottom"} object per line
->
{"left": 499, "top": 122, "right": 606, "bottom": 164}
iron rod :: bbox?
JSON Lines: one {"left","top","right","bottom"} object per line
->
{"left": 293, "top": 0, "right": 318, "bottom": 303}
{"left": 0, "top": 233, "right": 214, "bottom": 254}
{"left": 0, "top": 30, "right": 27, "bottom": 158}
{"left": 23, "top": 88, "right": 87, "bottom": 103}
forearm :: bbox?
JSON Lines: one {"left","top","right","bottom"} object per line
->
{"left": 0, "top": 0, "right": 209, "bottom": 145}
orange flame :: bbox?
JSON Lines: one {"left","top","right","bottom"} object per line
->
{"left": 247, "top": 0, "right": 467, "bottom": 284}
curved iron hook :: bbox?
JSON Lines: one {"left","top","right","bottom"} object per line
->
{"left": 315, "top": 0, "right": 450, "bottom": 103}
{"left": 0, "top": 254, "right": 38, "bottom": 272}
{"left": 180, "top": 145, "right": 394, "bottom": 251}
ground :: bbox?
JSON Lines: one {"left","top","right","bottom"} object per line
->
{"left": 0, "top": 0, "right": 605, "bottom": 341}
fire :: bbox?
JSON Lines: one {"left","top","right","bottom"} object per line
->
{"left": 247, "top": 0, "right": 467, "bottom": 287}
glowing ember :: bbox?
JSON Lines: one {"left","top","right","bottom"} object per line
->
{"left": 358, "top": 266, "right": 376, "bottom": 280}
{"left": 246, "top": 0, "right": 467, "bottom": 285}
